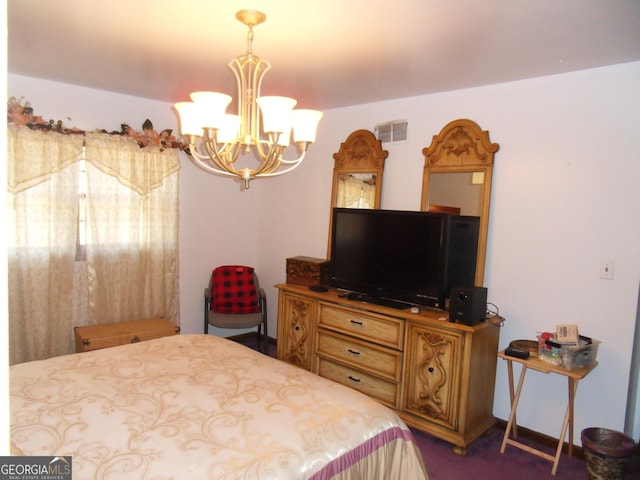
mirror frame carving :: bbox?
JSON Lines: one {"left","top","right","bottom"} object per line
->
{"left": 327, "top": 129, "right": 388, "bottom": 256}
{"left": 420, "top": 119, "right": 499, "bottom": 286}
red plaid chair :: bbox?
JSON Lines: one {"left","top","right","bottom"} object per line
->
{"left": 204, "top": 265, "right": 268, "bottom": 353}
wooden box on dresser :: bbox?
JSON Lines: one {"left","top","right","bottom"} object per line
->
{"left": 276, "top": 283, "right": 501, "bottom": 455}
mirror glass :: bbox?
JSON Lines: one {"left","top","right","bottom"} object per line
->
{"left": 427, "top": 172, "right": 484, "bottom": 216}
{"left": 335, "top": 173, "right": 378, "bottom": 209}
{"left": 421, "top": 119, "right": 498, "bottom": 286}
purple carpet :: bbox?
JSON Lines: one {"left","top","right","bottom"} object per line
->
{"left": 411, "top": 426, "right": 586, "bottom": 480}
{"left": 411, "top": 425, "right": 640, "bottom": 479}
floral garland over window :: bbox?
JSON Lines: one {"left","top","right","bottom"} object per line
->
{"left": 7, "top": 97, "right": 188, "bottom": 152}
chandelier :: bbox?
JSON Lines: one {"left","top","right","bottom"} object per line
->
{"left": 174, "top": 10, "right": 323, "bottom": 189}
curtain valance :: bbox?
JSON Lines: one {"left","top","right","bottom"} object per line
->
{"left": 8, "top": 124, "right": 180, "bottom": 195}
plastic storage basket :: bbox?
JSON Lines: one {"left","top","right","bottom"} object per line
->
{"left": 560, "top": 336, "right": 600, "bottom": 370}
{"left": 538, "top": 334, "right": 600, "bottom": 370}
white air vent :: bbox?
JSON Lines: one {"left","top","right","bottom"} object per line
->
{"left": 375, "top": 120, "right": 408, "bottom": 143}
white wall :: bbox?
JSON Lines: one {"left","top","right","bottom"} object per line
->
{"left": 8, "top": 60, "right": 640, "bottom": 442}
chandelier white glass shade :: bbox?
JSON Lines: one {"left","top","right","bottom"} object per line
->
{"left": 174, "top": 10, "right": 323, "bottom": 189}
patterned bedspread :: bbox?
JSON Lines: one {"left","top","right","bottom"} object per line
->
{"left": 10, "top": 334, "right": 428, "bottom": 479}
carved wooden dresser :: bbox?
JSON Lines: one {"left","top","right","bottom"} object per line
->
{"left": 276, "top": 283, "right": 500, "bottom": 455}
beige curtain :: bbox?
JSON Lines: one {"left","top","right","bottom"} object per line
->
{"left": 83, "top": 134, "right": 179, "bottom": 324}
{"left": 8, "top": 126, "right": 81, "bottom": 364}
{"left": 7, "top": 125, "right": 180, "bottom": 365}
{"left": 336, "top": 174, "right": 376, "bottom": 209}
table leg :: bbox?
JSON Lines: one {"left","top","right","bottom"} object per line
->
{"left": 506, "top": 359, "right": 518, "bottom": 437}
{"left": 501, "top": 363, "right": 527, "bottom": 453}
{"left": 551, "top": 378, "right": 580, "bottom": 475}
{"left": 568, "top": 378, "right": 578, "bottom": 457}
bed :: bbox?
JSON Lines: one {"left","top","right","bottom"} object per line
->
{"left": 10, "top": 334, "right": 429, "bottom": 479}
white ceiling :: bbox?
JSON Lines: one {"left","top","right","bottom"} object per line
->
{"left": 8, "top": 0, "right": 640, "bottom": 111}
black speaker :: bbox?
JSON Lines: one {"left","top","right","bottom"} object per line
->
{"left": 445, "top": 216, "right": 480, "bottom": 291}
{"left": 450, "top": 286, "right": 487, "bottom": 325}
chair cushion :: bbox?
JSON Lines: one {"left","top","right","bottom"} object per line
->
{"left": 210, "top": 266, "right": 260, "bottom": 314}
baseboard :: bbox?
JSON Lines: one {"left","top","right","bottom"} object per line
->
{"left": 494, "top": 418, "right": 586, "bottom": 459}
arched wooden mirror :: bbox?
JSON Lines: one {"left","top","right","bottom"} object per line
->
{"left": 327, "top": 129, "right": 388, "bottom": 256}
{"left": 420, "top": 119, "right": 499, "bottom": 286}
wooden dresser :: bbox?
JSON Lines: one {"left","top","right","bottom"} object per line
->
{"left": 276, "top": 283, "right": 501, "bottom": 455}
{"left": 74, "top": 318, "right": 179, "bottom": 352}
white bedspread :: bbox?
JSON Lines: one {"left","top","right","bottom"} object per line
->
{"left": 10, "top": 334, "right": 428, "bottom": 479}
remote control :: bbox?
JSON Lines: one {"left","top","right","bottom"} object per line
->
{"left": 505, "top": 347, "right": 530, "bottom": 360}
{"left": 308, "top": 285, "right": 328, "bottom": 292}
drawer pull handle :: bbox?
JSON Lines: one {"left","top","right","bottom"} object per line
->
{"left": 348, "top": 376, "right": 361, "bottom": 383}
{"left": 131, "top": 336, "right": 140, "bottom": 343}
{"left": 349, "top": 320, "right": 363, "bottom": 326}
{"left": 347, "top": 349, "right": 361, "bottom": 356}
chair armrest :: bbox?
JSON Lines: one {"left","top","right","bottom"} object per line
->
{"left": 259, "top": 288, "right": 267, "bottom": 310}
{"left": 204, "top": 287, "right": 212, "bottom": 312}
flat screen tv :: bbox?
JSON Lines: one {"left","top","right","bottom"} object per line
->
{"left": 329, "top": 208, "right": 480, "bottom": 310}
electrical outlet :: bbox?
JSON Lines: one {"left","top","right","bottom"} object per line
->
{"left": 600, "top": 260, "right": 614, "bottom": 280}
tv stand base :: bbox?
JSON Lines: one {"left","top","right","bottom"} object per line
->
{"left": 345, "top": 292, "right": 411, "bottom": 310}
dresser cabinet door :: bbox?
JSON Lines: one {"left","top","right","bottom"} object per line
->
{"left": 276, "top": 292, "right": 316, "bottom": 370}
{"left": 403, "top": 322, "right": 463, "bottom": 431}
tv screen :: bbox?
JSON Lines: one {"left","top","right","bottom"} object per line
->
{"left": 329, "top": 208, "right": 479, "bottom": 310}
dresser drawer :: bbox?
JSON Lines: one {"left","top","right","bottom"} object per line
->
{"left": 318, "top": 303, "right": 404, "bottom": 349}
{"left": 74, "top": 318, "right": 179, "bottom": 352}
{"left": 317, "top": 357, "right": 398, "bottom": 408}
{"left": 317, "top": 330, "right": 402, "bottom": 381}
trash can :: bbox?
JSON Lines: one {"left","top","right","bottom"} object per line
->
{"left": 581, "top": 428, "right": 636, "bottom": 480}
